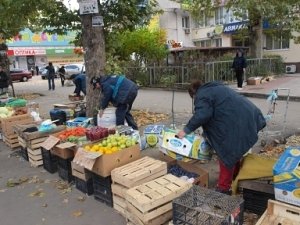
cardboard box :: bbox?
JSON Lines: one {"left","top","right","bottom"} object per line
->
{"left": 51, "top": 142, "right": 77, "bottom": 159}
{"left": 73, "top": 144, "right": 141, "bottom": 177}
{"left": 247, "top": 77, "right": 262, "bottom": 85}
{"left": 273, "top": 146, "right": 300, "bottom": 206}
{"left": 143, "top": 125, "right": 164, "bottom": 147}
{"left": 161, "top": 129, "right": 212, "bottom": 160}
{"left": 71, "top": 161, "right": 91, "bottom": 181}
{"left": 159, "top": 152, "right": 209, "bottom": 188}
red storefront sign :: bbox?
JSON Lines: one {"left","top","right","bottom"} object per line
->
{"left": 9, "top": 49, "right": 46, "bottom": 56}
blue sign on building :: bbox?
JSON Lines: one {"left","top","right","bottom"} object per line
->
{"left": 223, "top": 21, "right": 249, "bottom": 34}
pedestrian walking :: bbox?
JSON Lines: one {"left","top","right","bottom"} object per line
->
{"left": 0, "top": 66, "right": 9, "bottom": 95}
{"left": 232, "top": 49, "right": 247, "bottom": 90}
{"left": 46, "top": 62, "right": 55, "bottom": 90}
{"left": 30, "top": 67, "right": 34, "bottom": 76}
{"left": 177, "top": 80, "right": 266, "bottom": 195}
{"left": 91, "top": 75, "right": 138, "bottom": 130}
{"left": 35, "top": 65, "right": 39, "bottom": 75}
{"left": 58, "top": 66, "right": 66, "bottom": 87}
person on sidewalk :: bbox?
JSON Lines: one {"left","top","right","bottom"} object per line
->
{"left": 58, "top": 66, "right": 66, "bottom": 87}
{"left": 177, "top": 80, "right": 266, "bottom": 195}
{"left": 91, "top": 75, "right": 138, "bottom": 130}
{"left": 232, "top": 49, "right": 247, "bottom": 90}
{"left": 71, "top": 73, "right": 86, "bottom": 97}
{"left": 0, "top": 66, "right": 9, "bottom": 94}
{"left": 46, "top": 62, "right": 55, "bottom": 90}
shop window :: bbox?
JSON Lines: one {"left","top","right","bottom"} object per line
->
{"left": 265, "top": 33, "right": 290, "bottom": 50}
{"left": 232, "top": 37, "right": 250, "bottom": 47}
{"left": 194, "top": 38, "right": 222, "bottom": 47}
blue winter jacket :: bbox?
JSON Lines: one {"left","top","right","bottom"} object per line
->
{"left": 73, "top": 74, "right": 86, "bottom": 93}
{"left": 99, "top": 75, "right": 138, "bottom": 109}
{"left": 184, "top": 81, "right": 266, "bottom": 168}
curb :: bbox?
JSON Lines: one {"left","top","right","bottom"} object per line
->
{"left": 240, "top": 92, "right": 300, "bottom": 102}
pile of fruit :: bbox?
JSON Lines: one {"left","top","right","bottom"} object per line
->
{"left": 84, "top": 133, "right": 137, "bottom": 154}
{"left": 86, "top": 126, "right": 115, "bottom": 141}
{"left": 57, "top": 127, "right": 87, "bottom": 143}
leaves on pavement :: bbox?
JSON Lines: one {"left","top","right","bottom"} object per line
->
{"left": 77, "top": 196, "right": 86, "bottom": 202}
{"left": 29, "top": 189, "right": 45, "bottom": 197}
{"left": 72, "top": 210, "right": 83, "bottom": 217}
{"left": 132, "top": 110, "right": 169, "bottom": 127}
{"left": 6, "top": 177, "right": 29, "bottom": 187}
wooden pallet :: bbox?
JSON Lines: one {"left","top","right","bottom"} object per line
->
{"left": 111, "top": 157, "right": 167, "bottom": 216}
{"left": 125, "top": 174, "right": 192, "bottom": 224}
{"left": 256, "top": 200, "right": 300, "bottom": 225}
{"left": 3, "top": 134, "right": 20, "bottom": 149}
{"left": 126, "top": 210, "right": 173, "bottom": 225}
{"left": 18, "top": 136, "right": 27, "bottom": 148}
{"left": 27, "top": 147, "right": 43, "bottom": 167}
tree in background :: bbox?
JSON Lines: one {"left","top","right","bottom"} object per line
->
{"left": 173, "top": 0, "right": 300, "bottom": 58}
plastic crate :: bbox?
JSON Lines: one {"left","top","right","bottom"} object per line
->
{"left": 20, "top": 146, "right": 29, "bottom": 161}
{"left": 93, "top": 176, "right": 113, "bottom": 207}
{"left": 92, "top": 173, "right": 112, "bottom": 187}
{"left": 243, "top": 188, "right": 275, "bottom": 215}
{"left": 58, "top": 165, "right": 74, "bottom": 183}
{"left": 41, "top": 147, "right": 58, "bottom": 174}
{"left": 75, "top": 177, "right": 94, "bottom": 195}
{"left": 57, "top": 157, "right": 73, "bottom": 170}
{"left": 172, "top": 186, "right": 244, "bottom": 225}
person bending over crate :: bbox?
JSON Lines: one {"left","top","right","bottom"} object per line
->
{"left": 177, "top": 80, "right": 266, "bottom": 195}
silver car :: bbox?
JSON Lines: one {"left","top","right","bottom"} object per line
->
{"left": 64, "top": 63, "right": 85, "bottom": 79}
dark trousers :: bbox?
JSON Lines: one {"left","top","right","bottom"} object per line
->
{"left": 74, "top": 80, "right": 86, "bottom": 96}
{"left": 115, "top": 91, "right": 138, "bottom": 130}
{"left": 48, "top": 76, "right": 55, "bottom": 90}
{"left": 60, "top": 74, "right": 65, "bottom": 86}
{"left": 235, "top": 69, "right": 244, "bottom": 88}
{"left": 217, "top": 160, "right": 240, "bottom": 191}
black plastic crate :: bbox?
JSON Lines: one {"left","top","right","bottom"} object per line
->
{"left": 172, "top": 186, "right": 244, "bottom": 225}
{"left": 93, "top": 177, "right": 113, "bottom": 207}
{"left": 41, "top": 148, "right": 58, "bottom": 174}
{"left": 94, "top": 193, "right": 113, "bottom": 207}
{"left": 20, "top": 147, "right": 29, "bottom": 161}
{"left": 57, "top": 157, "right": 73, "bottom": 170}
{"left": 92, "top": 173, "right": 112, "bottom": 187}
{"left": 243, "top": 188, "right": 275, "bottom": 215}
{"left": 58, "top": 165, "right": 74, "bottom": 183}
{"left": 75, "top": 177, "right": 94, "bottom": 195}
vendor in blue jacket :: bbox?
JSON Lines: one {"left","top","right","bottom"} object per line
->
{"left": 91, "top": 75, "right": 138, "bottom": 130}
{"left": 71, "top": 73, "right": 86, "bottom": 96}
{"left": 177, "top": 80, "right": 266, "bottom": 195}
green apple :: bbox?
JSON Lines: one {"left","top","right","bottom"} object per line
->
{"left": 120, "top": 144, "right": 126, "bottom": 149}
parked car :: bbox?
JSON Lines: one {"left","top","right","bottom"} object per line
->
{"left": 41, "top": 66, "right": 59, "bottom": 79}
{"left": 10, "top": 69, "right": 32, "bottom": 82}
{"left": 64, "top": 63, "right": 85, "bottom": 79}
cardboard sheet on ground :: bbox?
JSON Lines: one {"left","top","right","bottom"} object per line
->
{"left": 232, "top": 154, "right": 277, "bottom": 195}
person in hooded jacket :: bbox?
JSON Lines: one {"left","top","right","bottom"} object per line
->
{"left": 91, "top": 75, "right": 138, "bottom": 130}
{"left": 177, "top": 80, "right": 266, "bottom": 195}
{"left": 232, "top": 49, "right": 247, "bottom": 90}
{"left": 0, "top": 66, "right": 9, "bottom": 94}
{"left": 71, "top": 73, "right": 86, "bottom": 96}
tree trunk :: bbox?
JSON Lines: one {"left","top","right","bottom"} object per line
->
{"left": 81, "top": 14, "right": 106, "bottom": 117}
{"left": 249, "top": 18, "right": 263, "bottom": 58}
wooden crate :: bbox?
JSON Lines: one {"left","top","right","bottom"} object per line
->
{"left": 125, "top": 174, "right": 192, "bottom": 225}
{"left": 256, "top": 200, "right": 300, "bottom": 225}
{"left": 111, "top": 157, "right": 167, "bottom": 216}
{"left": 0, "top": 114, "right": 33, "bottom": 136}
{"left": 3, "top": 134, "right": 20, "bottom": 149}
{"left": 27, "top": 137, "right": 48, "bottom": 167}
{"left": 18, "top": 136, "right": 27, "bottom": 148}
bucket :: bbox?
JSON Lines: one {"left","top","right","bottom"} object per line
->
{"left": 97, "top": 107, "right": 116, "bottom": 128}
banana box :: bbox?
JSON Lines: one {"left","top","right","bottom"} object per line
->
{"left": 143, "top": 125, "right": 165, "bottom": 147}
{"left": 273, "top": 146, "right": 300, "bottom": 206}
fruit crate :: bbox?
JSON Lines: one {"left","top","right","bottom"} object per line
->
{"left": 3, "top": 133, "right": 20, "bottom": 149}
{"left": 125, "top": 174, "right": 192, "bottom": 225}
{"left": 75, "top": 177, "right": 94, "bottom": 196}
{"left": 111, "top": 156, "right": 167, "bottom": 216}
{"left": 172, "top": 186, "right": 244, "bottom": 225}
{"left": 41, "top": 147, "right": 58, "bottom": 174}
{"left": 57, "top": 157, "right": 73, "bottom": 170}
{"left": 20, "top": 146, "right": 29, "bottom": 161}
{"left": 256, "top": 199, "right": 300, "bottom": 225}
{"left": 92, "top": 173, "right": 113, "bottom": 207}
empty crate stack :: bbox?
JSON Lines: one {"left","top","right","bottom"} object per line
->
{"left": 111, "top": 157, "right": 167, "bottom": 216}
{"left": 57, "top": 157, "right": 74, "bottom": 183}
{"left": 125, "top": 174, "right": 192, "bottom": 225}
{"left": 71, "top": 162, "right": 94, "bottom": 195}
{"left": 41, "top": 147, "right": 58, "bottom": 173}
{"left": 92, "top": 173, "right": 113, "bottom": 207}
{"left": 172, "top": 185, "right": 244, "bottom": 225}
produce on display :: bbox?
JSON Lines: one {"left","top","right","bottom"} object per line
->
{"left": 85, "top": 126, "right": 115, "bottom": 141}
{"left": 58, "top": 127, "right": 87, "bottom": 143}
{"left": 84, "top": 133, "right": 138, "bottom": 154}
{"left": 0, "top": 107, "right": 14, "bottom": 118}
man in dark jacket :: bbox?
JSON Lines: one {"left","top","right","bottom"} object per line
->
{"left": 72, "top": 74, "right": 86, "bottom": 96}
{"left": 0, "top": 66, "right": 9, "bottom": 94}
{"left": 91, "top": 75, "right": 138, "bottom": 130}
{"left": 177, "top": 80, "right": 266, "bottom": 195}
{"left": 46, "top": 62, "right": 55, "bottom": 90}
{"left": 232, "top": 49, "right": 247, "bottom": 90}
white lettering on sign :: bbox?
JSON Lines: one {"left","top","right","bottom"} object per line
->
{"left": 13, "top": 49, "right": 46, "bottom": 56}
{"left": 223, "top": 22, "right": 248, "bottom": 33}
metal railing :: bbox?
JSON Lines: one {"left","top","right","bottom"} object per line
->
{"left": 124, "top": 58, "right": 283, "bottom": 87}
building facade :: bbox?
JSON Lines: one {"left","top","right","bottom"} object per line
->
{"left": 6, "top": 28, "right": 83, "bottom": 70}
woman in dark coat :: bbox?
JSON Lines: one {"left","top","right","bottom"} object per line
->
{"left": 232, "top": 49, "right": 247, "bottom": 90}
{"left": 0, "top": 66, "right": 9, "bottom": 94}
{"left": 177, "top": 80, "right": 266, "bottom": 194}
{"left": 91, "top": 75, "right": 138, "bottom": 130}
